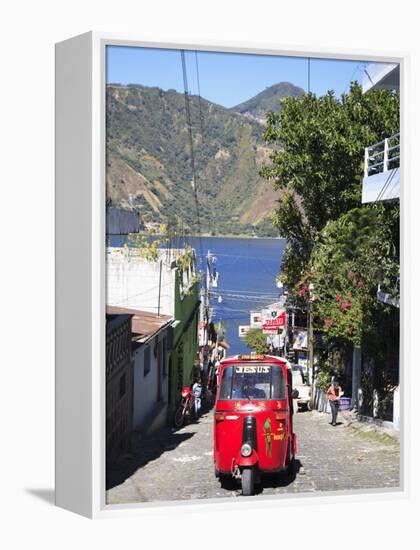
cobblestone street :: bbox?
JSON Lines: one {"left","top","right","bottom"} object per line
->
{"left": 106, "top": 406, "right": 400, "bottom": 504}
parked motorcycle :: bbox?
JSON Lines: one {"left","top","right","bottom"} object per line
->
{"left": 173, "top": 386, "right": 195, "bottom": 428}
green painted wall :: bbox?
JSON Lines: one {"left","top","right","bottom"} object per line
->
{"left": 168, "top": 270, "right": 200, "bottom": 408}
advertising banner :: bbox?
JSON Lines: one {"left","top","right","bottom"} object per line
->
{"left": 292, "top": 328, "right": 308, "bottom": 350}
{"left": 261, "top": 308, "right": 286, "bottom": 331}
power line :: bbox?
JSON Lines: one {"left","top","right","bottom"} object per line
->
{"left": 214, "top": 287, "right": 280, "bottom": 295}
{"left": 195, "top": 51, "right": 205, "bottom": 139}
{"left": 206, "top": 252, "right": 280, "bottom": 261}
{"left": 180, "top": 50, "right": 204, "bottom": 265}
{"left": 374, "top": 167, "right": 398, "bottom": 203}
{"left": 344, "top": 61, "right": 366, "bottom": 93}
{"left": 210, "top": 291, "right": 278, "bottom": 300}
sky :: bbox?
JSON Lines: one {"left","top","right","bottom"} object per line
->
{"left": 106, "top": 46, "right": 369, "bottom": 108}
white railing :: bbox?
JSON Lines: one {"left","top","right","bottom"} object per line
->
{"left": 364, "top": 132, "right": 400, "bottom": 177}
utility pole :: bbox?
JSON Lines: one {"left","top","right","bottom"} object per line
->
{"left": 157, "top": 259, "right": 163, "bottom": 317}
{"left": 308, "top": 283, "right": 315, "bottom": 396}
{"left": 201, "top": 251, "right": 213, "bottom": 375}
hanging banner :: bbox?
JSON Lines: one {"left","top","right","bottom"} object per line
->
{"left": 261, "top": 309, "right": 286, "bottom": 330}
{"left": 292, "top": 328, "right": 308, "bottom": 350}
{"left": 238, "top": 325, "right": 251, "bottom": 337}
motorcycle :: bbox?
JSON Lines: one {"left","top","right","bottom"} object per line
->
{"left": 173, "top": 386, "right": 195, "bottom": 428}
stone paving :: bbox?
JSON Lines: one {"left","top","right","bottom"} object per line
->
{"left": 106, "top": 405, "right": 400, "bottom": 504}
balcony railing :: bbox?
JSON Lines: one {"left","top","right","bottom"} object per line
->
{"left": 364, "top": 133, "right": 400, "bottom": 177}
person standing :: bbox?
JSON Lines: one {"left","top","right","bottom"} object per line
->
{"left": 327, "top": 380, "right": 343, "bottom": 426}
{"left": 192, "top": 377, "right": 202, "bottom": 419}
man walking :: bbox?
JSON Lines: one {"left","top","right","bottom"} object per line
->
{"left": 327, "top": 379, "right": 343, "bottom": 426}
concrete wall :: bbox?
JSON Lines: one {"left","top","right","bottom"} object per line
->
{"left": 106, "top": 247, "right": 200, "bottom": 411}
{"left": 106, "top": 207, "right": 139, "bottom": 235}
{"left": 106, "top": 248, "right": 175, "bottom": 316}
{"left": 132, "top": 332, "right": 169, "bottom": 434}
{"left": 313, "top": 387, "right": 331, "bottom": 413}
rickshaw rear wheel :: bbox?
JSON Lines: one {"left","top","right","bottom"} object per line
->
{"left": 241, "top": 467, "right": 255, "bottom": 496}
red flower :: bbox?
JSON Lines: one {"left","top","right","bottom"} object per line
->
{"left": 340, "top": 302, "right": 352, "bottom": 310}
{"left": 325, "top": 316, "right": 332, "bottom": 329}
{"left": 336, "top": 292, "right": 342, "bottom": 302}
{"left": 357, "top": 281, "right": 365, "bottom": 287}
{"left": 348, "top": 271, "right": 356, "bottom": 279}
{"left": 299, "top": 286, "right": 308, "bottom": 297}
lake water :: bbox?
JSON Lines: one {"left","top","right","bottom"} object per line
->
{"left": 108, "top": 235, "right": 286, "bottom": 355}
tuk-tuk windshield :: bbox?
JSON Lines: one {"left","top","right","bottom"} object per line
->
{"left": 219, "top": 364, "right": 286, "bottom": 400}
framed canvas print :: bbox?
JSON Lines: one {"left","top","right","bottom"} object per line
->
{"left": 55, "top": 32, "right": 407, "bottom": 518}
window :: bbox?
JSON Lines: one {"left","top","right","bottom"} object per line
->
{"left": 144, "top": 346, "right": 151, "bottom": 376}
{"left": 219, "top": 364, "right": 286, "bottom": 400}
{"left": 119, "top": 373, "right": 126, "bottom": 398}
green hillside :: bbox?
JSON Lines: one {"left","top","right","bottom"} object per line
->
{"left": 231, "top": 82, "right": 304, "bottom": 122}
{"left": 106, "top": 82, "right": 304, "bottom": 236}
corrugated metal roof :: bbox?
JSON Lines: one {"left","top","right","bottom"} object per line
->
{"left": 106, "top": 305, "right": 173, "bottom": 341}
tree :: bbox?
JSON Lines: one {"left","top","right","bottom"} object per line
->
{"left": 244, "top": 329, "right": 269, "bottom": 354}
{"left": 261, "top": 83, "right": 399, "bottom": 291}
{"left": 312, "top": 201, "right": 398, "bottom": 336}
{"left": 261, "top": 83, "right": 400, "bottom": 417}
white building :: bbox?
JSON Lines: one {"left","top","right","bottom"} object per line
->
{"left": 361, "top": 63, "right": 400, "bottom": 204}
{"left": 106, "top": 245, "right": 201, "bottom": 414}
{"left": 107, "top": 248, "right": 177, "bottom": 316}
{"left": 107, "top": 306, "right": 173, "bottom": 436}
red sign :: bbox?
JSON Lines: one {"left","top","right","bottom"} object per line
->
{"left": 262, "top": 310, "right": 286, "bottom": 330}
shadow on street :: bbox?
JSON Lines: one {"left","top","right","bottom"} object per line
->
{"left": 218, "top": 459, "right": 303, "bottom": 495}
{"left": 256, "top": 459, "right": 303, "bottom": 493}
{"left": 107, "top": 395, "right": 215, "bottom": 491}
{"left": 107, "top": 429, "right": 195, "bottom": 490}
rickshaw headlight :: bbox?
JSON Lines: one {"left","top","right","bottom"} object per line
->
{"left": 241, "top": 443, "right": 252, "bottom": 457}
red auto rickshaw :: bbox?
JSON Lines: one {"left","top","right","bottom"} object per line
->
{"left": 213, "top": 354, "right": 296, "bottom": 495}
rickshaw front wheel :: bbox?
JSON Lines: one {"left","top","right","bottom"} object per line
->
{"left": 241, "top": 467, "right": 255, "bottom": 496}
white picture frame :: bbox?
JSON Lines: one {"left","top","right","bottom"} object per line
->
{"left": 55, "top": 31, "right": 409, "bottom": 518}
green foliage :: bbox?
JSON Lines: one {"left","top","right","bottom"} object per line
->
{"left": 309, "top": 205, "right": 399, "bottom": 345}
{"left": 231, "top": 82, "right": 304, "bottom": 120}
{"left": 261, "top": 83, "right": 399, "bottom": 354}
{"left": 125, "top": 225, "right": 170, "bottom": 261}
{"left": 175, "top": 246, "right": 195, "bottom": 271}
{"left": 315, "top": 369, "right": 332, "bottom": 393}
{"left": 244, "top": 329, "right": 269, "bottom": 354}
{"left": 261, "top": 83, "right": 400, "bottom": 290}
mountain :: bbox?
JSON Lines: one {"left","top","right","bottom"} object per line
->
{"left": 106, "top": 82, "right": 304, "bottom": 236}
{"left": 230, "top": 82, "right": 304, "bottom": 123}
